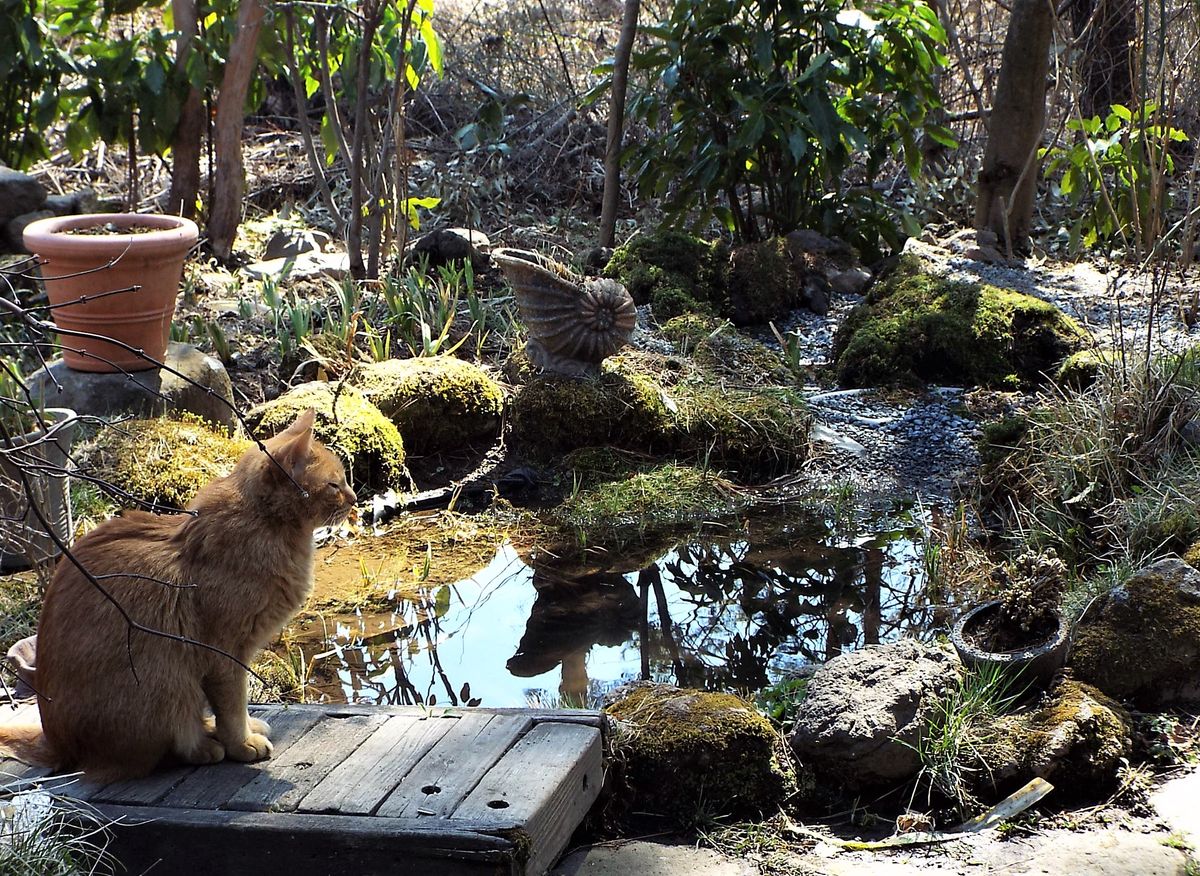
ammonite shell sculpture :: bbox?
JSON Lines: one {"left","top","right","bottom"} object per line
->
{"left": 492, "top": 248, "right": 636, "bottom": 365}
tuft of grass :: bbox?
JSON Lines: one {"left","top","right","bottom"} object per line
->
{"left": 0, "top": 575, "right": 40, "bottom": 656}
{"left": 0, "top": 790, "right": 116, "bottom": 875}
{"left": 984, "top": 346, "right": 1200, "bottom": 572}
{"left": 908, "top": 663, "right": 1026, "bottom": 817}
{"left": 251, "top": 644, "right": 316, "bottom": 704}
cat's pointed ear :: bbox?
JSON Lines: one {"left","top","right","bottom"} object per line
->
{"left": 282, "top": 408, "right": 316, "bottom": 437}
{"left": 274, "top": 408, "right": 315, "bottom": 479}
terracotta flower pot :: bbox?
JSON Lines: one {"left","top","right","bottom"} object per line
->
{"left": 23, "top": 213, "right": 199, "bottom": 372}
{"left": 0, "top": 408, "right": 78, "bottom": 570}
{"left": 951, "top": 599, "right": 1070, "bottom": 688}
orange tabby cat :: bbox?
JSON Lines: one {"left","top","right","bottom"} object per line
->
{"left": 0, "top": 408, "right": 355, "bottom": 781}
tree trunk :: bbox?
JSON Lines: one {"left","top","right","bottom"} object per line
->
{"left": 598, "top": 0, "right": 640, "bottom": 249}
{"left": 166, "top": 0, "right": 205, "bottom": 219}
{"left": 1069, "top": 0, "right": 1136, "bottom": 118}
{"left": 975, "top": 0, "right": 1055, "bottom": 251}
{"left": 208, "top": 0, "right": 267, "bottom": 261}
{"left": 348, "top": 12, "right": 382, "bottom": 280}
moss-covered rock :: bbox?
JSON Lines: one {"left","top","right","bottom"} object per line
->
{"left": 605, "top": 682, "right": 796, "bottom": 822}
{"left": 84, "top": 414, "right": 252, "bottom": 509}
{"left": 992, "top": 677, "right": 1132, "bottom": 797}
{"left": 510, "top": 352, "right": 809, "bottom": 476}
{"left": 604, "top": 229, "right": 725, "bottom": 320}
{"left": 1055, "top": 348, "right": 1114, "bottom": 390}
{"left": 833, "top": 255, "right": 1090, "bottom": 388}
{"left": 725, "top": 237, "right": 804, "bottom": 325}
{"left": 675, "top": 385, "right": 809, "bottom": 473}
{"left": 509, "top": 358, "right": 675, "bottom": 457}
{"left": 349, "top": 357, "right": 504, "bottom": 454}
{"left": 553, "top": 453, "right": 745, "bottom": 552}
{"left": 1070, "top": 557, "right": 1200, "bottom": 706}
{"left": 246, "top": 381, "right": 407, "bottom": 491}
{"left": 661, "top": 314, "right": 794, "bottom": 384}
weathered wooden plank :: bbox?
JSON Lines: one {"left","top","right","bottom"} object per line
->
{"left": 316, "top": 702, "right": 603, "bottom": 728}
{"left": 455, "top": 722, "right": 603, "bottom": 876}
{"left": 160, "top": 706, "right": 323, "bottom": 810}
{"left": 94, "top": 803, "right": 519, "bottom": 876}
{"left": 225, "top": 712, "right": 386, "bottom": 812}
{"left": 0, "top": 757, "right": 50, "bottom": 789}
{"left": 377, "top": 712, "right": 532, "bottom": 819}
{"left": 92, "top": 763, "right": 193, "bottom": 806}
{"left": 89, "top": 706, "right": 286, "bottom": 806}
{"left": 299, "top": 712, "right": 456, "bottom": 815}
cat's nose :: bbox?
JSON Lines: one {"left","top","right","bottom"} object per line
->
{"left": 343, "top": 486, "right": 357, "bottom": 505}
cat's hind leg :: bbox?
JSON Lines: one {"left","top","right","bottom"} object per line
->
{"left": 173, "top": 722, "right": 225, "bottom": 766}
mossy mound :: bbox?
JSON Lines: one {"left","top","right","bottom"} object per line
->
{"left": 605, "top": 682, "right": 796, "bottom": 822}
{"left": 349, "top": 357, "right": 504, "bottom": 454}
{"left": 246, "top": 381, "right": 407, "bottom": 491}
{"left": 725, "top": 237, "right": 803, "bottom": 325}
{"left": 834, "top": 255, "right": 1090, "bottom": 388}
{"left": 84, "top": 414, "right": 252, "bottom": 509}
{"left": 1070, "top": 557, "right": 1200, "bottom": 706}
{"left": 978, "top": 414, "right": 1030, "bottom": 468}
{"left": 675, "top": 385, "right": 809, "bottom": 473}
{"left": 604, "top": 229, "right": 726, "bottom": 320}
{"left": 992, "top": 677, "right": 1131, "bottom": 797}
{"left": 1054, "top": 348, "right": 1112, "bottom": 390}
{"left": 510, "top": 353, "right": 809, "bottom": 476}
{"left": 552, "top": 452, "right": 744, "bottom": 553}
{"left": 661, "top": 314, "right": 793, "bottom": 384}
{"left": 509, "top": 357, "right": 675, "bottom": 457}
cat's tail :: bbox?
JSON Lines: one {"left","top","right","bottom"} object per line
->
{"left": 0, "top": 723, "right": 56, "bottom": 770}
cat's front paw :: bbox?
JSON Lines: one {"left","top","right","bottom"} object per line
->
{"left": 227, "top": 732, "right": 273, "bottom": 763}
{"left": 248, "top": 716, "right": 272, "bottom": 737}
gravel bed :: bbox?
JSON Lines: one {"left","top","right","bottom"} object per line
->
{"left": 775, "top": 239, "right": 1198, "bottom": 504}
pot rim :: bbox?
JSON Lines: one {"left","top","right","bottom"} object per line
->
{"left": 951, "top": 598, "right": 1070, "bottom": 662}
{"left": 23, "top": 213, "right": 199, "bottom": 258}
{"left": 5, "top": 407, "right": 78, "bottom": 447}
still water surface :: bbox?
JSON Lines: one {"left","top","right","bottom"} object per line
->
{"left": 287, "top": 509, "right": 940, "bottom": 708}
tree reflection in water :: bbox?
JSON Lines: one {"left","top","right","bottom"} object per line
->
{"left": 291, "top": 511, "right": 934, "bottom": 706}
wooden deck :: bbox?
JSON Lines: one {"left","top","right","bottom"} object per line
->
{"left": 0, "top": 701, "right": 605, "bottom": 875}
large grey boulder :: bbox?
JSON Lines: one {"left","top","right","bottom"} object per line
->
{"left": 3, "top": 209, "right": 53, "bottom": 253}
{"left": 0, "top": 167, "right": 47, "bottom": 223}
{"left": 789, "top": 639, "right": 962, "bottom": 787}
{"left": 1070, "top": 557, "right": 1200, "bottom": 707}
{"left": 26, "top": 342, "right": 236, "bottom": 431}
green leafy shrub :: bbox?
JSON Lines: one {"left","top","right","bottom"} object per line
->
{"left": 1042, "top": 102, "right": 1188, "bottom": 255}
{"left": 608, "top": 0, "right": 950, "bottom": 255}
{"left": 0, "top": 0, "right": 75, "bottom": 167}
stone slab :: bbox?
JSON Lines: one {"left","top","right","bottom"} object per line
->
{"left": 550, "top": 840, "right": 755, "bottom": 876}
{"left": 1153, "top": 767, "right": 1200, "bottom": 851}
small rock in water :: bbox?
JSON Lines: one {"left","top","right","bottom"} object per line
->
{"left": 828, "top": 267, "right": 871, "bottom": 296}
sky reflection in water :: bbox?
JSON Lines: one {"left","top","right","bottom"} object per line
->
{"left": 289, "top": 510, "right": 937, "bottom": 708}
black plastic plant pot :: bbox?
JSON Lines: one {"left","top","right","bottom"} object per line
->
{"left": 951, "top": 600, "right": 1070, "bottom": 688}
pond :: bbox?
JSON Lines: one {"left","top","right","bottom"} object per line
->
{"left": 284, "top": 507, "right": 945, "bottom": 708}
